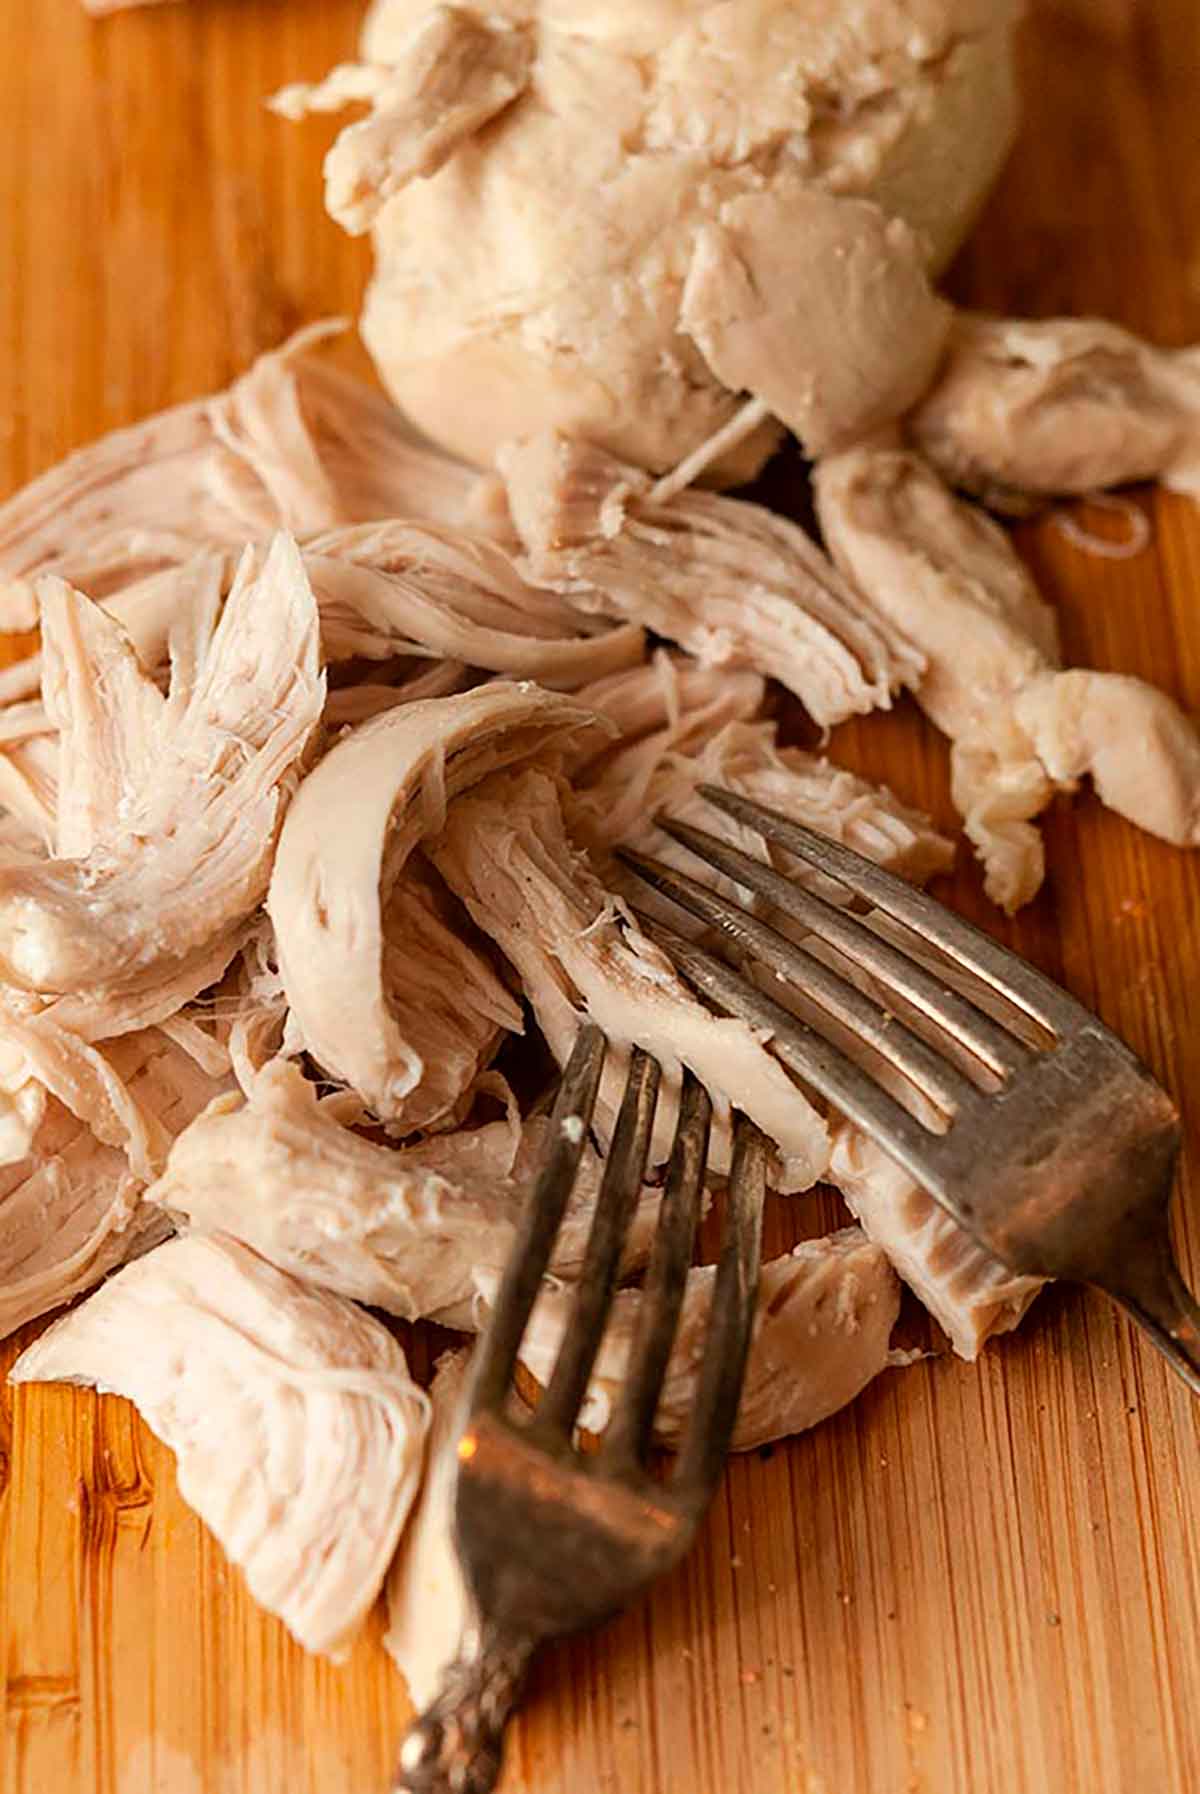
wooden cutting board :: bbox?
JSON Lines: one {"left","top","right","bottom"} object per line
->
{"left": 3, "top": 2, "right": 1200, "bottom": 1790}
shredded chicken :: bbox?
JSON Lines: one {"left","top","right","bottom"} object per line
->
{"left": 0, "top": 323, "right": 488, "bottom": 708}
{"left": 572, "top": 706, "right": 954, "bottom": 892}
{"left": 910, "top": 313, "right": 1200, "bottom": 510}
{"left": 268, "top": 682, "right": 604, "bottom": 1129}
{"left": 430, "top": 765, "right": 830, "bottom": 1190}
{"left": 501, "top": 432, "right": 922, "bottom": 728}
{"left": 829, "top": 1125, "right": 1042, "bottom": 1360}
{"left": 149, "top": 1057, "right": 665, "bottom": 1329}
{"left": 303, "top": 518, "right": 643, "bottom": 688}
{"left": 0, "top": 1022, "right": 229, "bottom": 1341}
{"left": 815, "top": 443, "right": 1200, "bottom": 908}
{"left": 570, "top": 652, "right": 768, "bottom": 766}
{"left": 0, "top": 536, "right": 323, "bottom": 1035}
{"left": 384, "top": 1348, "right": 474, "bottom": 1709}
{"left": 11, "top": 1235, "right": 429, "bottom": 1656}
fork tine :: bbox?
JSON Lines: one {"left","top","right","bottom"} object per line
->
{"left": 673, "top": 1113, "right": 768, "bottom": 1494}
{"left": 533, "top": 1047, "right": 662, "bottom": 1441}
{"left": 602, "top": 1071, "right": 713, "bottom": 1474}
{"left": 660, "top": 815, "right": 1034, "bottom": 1078}
{"left": 698, "top": 786, "right": 1087, "bottom": 1039}
{"left": 618, "top": 847, "right": 980, "bottom": 1118}
{"left": 635, "top": 913, "right": 944, "bottom": 1179}
{"left": 471, "top": 1023, "right": 608, "bottom": 1414}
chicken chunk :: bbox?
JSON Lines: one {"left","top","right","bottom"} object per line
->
{"left": 910, "top": 313, "right": 1200, "bottom": 510}
{"left": 501, "top": 432, "right": 922, "bottom": 728}
{"left": 150, "top": 1058, "right": 665, "bottom": 1329}
{"left": 11, "top": 1234, "right": 429, "bottom": 1658}
{"left": 323, "top": 1, "right": 1021, "bottom": 474}
{"left": 0, "top": 324, "right": 487, "bottom": 708}
{"left": 681, "top": 184, "right": 951, "bottom": 457}
{"left": 0, "top": 535, "right": 322, "bottom": 1035}
{"left": 430, "top": 766, "right": 830, "bottom": 1189}
{"left": 0, "top": 1022, "right": 229, "bottom": 1341}
{"left": 268, "top": 682, "right": 604, "bottom": 1129}
{"left": 815, "top": 443, "right": 1200, "bottom": 908}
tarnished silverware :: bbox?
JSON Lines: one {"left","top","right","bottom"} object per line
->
{"left": 394, "top": 1023, "right": 768, "bottom": 1794}
{"left": 620, "top": 784, "right": 1200, "bottom": 1393}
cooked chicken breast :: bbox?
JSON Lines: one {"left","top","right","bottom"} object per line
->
{"left": 0, "top": 536, "right": 322, "bottom": 1034}
{"left": 329, "top": 1, "right": 1020, "bottom": 475}
{"left": 0, "top": 325, "right": 487, "bottom": 708}
{"left": 303, "top": 518, "right": 643, "bottom": 688}
{"left": 815, "top": 443, "right": 1200, "bottom": 908}
{"left": 430, "top": 765, "right": 830, "bottom": 1189}
{"left": 0, "top": 1022, "right": 228, "bottom": 1341}
{"left": 681, "top": 183, "right": 951, "bottom": 457}
{"left": 11, "top": 1234, "right": 429, "bottom": 1658}
{"left": 268, "top": 682, "right": 604, "bottom": 1130}
{"left": 829, "top": 1125, "right": 1042, "bottom": 1359}
{"left": 151, "top": 1057, "right": 664, "bottom": 1328}
{"left": 501, "top": 432, "right": 923, "bottom": 729}
{"left": 910, "top": 313, "right": 1200, "bottom": 509}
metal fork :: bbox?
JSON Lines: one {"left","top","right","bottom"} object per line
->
{"left": 394, "top": 1024, "right": 768, "bottom": 1794}
{"left": 617, "top": 783, "right": 1200, "bottom": 1393}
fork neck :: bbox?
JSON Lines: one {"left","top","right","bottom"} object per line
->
{"left": 1105, "top": 1236, "right": 1200, "bottom": 1397}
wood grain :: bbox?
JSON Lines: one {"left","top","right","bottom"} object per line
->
{"left": 3, "top": 2, "right": 1200, "bottom": 1790}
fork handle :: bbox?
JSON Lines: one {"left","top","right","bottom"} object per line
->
{"left": 1106, "top": 1237, "right": 1200, "bottom": 1397}
{"left": 391, "top": 1625, "right": 535, "bottom": 1794}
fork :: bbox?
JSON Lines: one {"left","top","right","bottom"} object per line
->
{"left": 617, "top": 783, "right": 1200, "bottom": 1393}
{"left": 393, "top": 1023, "right": 768, "bottom": 1794}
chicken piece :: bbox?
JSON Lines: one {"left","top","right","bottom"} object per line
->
{"left": 0, "top": 1022, "right": 229, "bottom": 1341}
{"left": 830, "top": 1126, "right": 1042, "bottom": 1359}
{"left": 303, "top": 519, "right": 643, "bottom": 688}
{"left": 11, "top": 1235, "right": 429, "bottom": 1658}
{"left": 1015, "top": 671, "right": 1200, "bottom": 846}
{"left": 332, "top": 1, "right": 1021, "bottom": 475}
{"left": 274, "top": 8, "right": 534, "bottom": 236}
{"left": 0, "top": 536, "right": 322, "bottom": 1035}
{"left": 430, "top": 766, "right": 829, "bottom": 1190}
{"left": 268, "top": 682, "right": 604, "bottom": 1129}
{"left": 377, "top": 858, "right": 522, "bottom": 1135}
{"left": 910, "top": 313, "right": 1200, "bottom": 510}
{"left": 574, "top": 706, "right": 953, "bottom": 885}
{"left": 499, "top": 1228, "right": 900, "bottom": 1452}
{"left": 681, "top": 184, "right": 951, "bottom": 458}
{"left": 0, "top": 734, "right": 58, "bottom": 851}
{"left": 815, "top": 443, "right": 1200, "bottom": 908}
{"left": 384, "top": 1348, "right": 474, "bottom": 1709}
{"left": 149, "top": 1058, "right": 664, "bottom": 1329}
{"left": 569, "top": 652, "right": 767, "bottom": 766}
{"left": 0, "top": 323, "right": 487, "bottom": 708}
{"left": 501, "top": 433, "right": 922, "bottom": 728}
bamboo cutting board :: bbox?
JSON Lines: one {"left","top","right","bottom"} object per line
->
{"left": 3, "top": 2, "right": 1200, "bottom": 1790}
